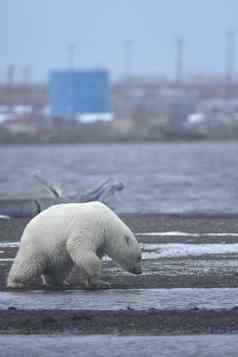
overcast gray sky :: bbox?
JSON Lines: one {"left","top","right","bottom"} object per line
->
{"left": 1, "top": 0, "right": 237, "bottom": 82}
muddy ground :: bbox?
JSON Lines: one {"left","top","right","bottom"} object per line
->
{"left": 1, "top": 214, "right": 238, "bottom": 335}
{"left": 1, "top": 308, "right": 238, "bottom": 335}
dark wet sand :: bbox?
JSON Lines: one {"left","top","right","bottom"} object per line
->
{"left": 1, "top": 308, "right": 238, "bottom": 335}
{"left": 1, "top": 256, "right": 238, "bottom": 290}
{"left": 1, "top": 214, "right": 238, "bottom": 335}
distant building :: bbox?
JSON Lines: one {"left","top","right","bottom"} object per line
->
{"left": 48, "top": 69, "right": 112, "bottom": 121}
{"left": 1, "top": 114, "right": 49, "bottom": 136}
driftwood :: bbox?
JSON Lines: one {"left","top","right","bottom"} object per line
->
{"left": 0, "top": 176, "right": 124, "bottom": 218}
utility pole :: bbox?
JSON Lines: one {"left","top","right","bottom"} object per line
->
{"left": 68, "top": 44, "right": 76, "bottom": 70}
{"left": 124, "top": 40, "right": 133, "bottom": 82}
{"left": 225, "top": 30, "right": 235, "bottom": 98}
{"left": 22, "top": 66, "right": 30, "bottom": 87}
{"left": 6, "top": 65, "right": 15, "bottom": 89}
{"left": 6, "top": 65, "right": 15, "bottom": 110}
{"left": 175, "top": 36, "right": 184, "bottom": 87}
{"left": 123, "top": 40, "right": 133, "bottom": 119}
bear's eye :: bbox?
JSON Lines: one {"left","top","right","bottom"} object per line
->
{"left": 137, "top": 256, "right": 141, "bottom": 262}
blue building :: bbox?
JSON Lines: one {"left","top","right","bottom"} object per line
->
{"left": 48, "top": 70, "right": 111, "bottom": 118}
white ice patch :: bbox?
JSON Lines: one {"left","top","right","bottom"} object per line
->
{"left": 0, "top": 242, "right": 19, "bottom": 248}
{"left": 142, "top": 243, "right": 238, "bottom": 259}
{"left": 0, "top": 258, "right": 13, "bottom": 262}
{"left": 136, "top": 231, "right": 238, "bottom": 237}
{"left": 136, "top": 231, "right": 199, "bottom": 237}
{"left": 206, "top": 233, "right": 238, "bottom": 237}
{"left": 0, "top": 215, "right": 10, "bottom": 220}
{"left": 103, "top": 243, "right": 238, "bottom": 261}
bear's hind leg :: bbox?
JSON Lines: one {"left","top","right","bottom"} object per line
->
{"left": 7, "top": 248, "right": 45, "bottom": 288}
{"left": 41, "top": 257, "right": 73, "bottom": 288}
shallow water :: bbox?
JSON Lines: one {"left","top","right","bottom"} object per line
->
{"left": 1, "top": 288, "right": 238, "bottom": 310}
{"left": 1, "top": 142, "right": 238, "bottom": 213}
{"left": 0, "top": 335, "right": 238, "bottom": 357}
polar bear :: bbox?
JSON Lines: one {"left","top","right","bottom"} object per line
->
{"left": 7, "top": 202, "right": 142, "bottom": 289}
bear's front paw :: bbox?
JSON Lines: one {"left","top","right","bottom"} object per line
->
{"left": 81, "top": 279, "right": 111, "bottom": 290}
{"left": 93, "top": 280, "right": 111, "bottom": 289}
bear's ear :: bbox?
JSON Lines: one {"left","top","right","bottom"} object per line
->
{"left": 124, "top": 234, "right": 131, "bottom": 247}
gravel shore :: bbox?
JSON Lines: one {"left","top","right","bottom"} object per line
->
{"left": 1, "top": 213, "right": 238, "bottom": 335}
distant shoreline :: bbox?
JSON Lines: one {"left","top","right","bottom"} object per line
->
{"left": 0, "top": 137, "right": 237, "bottom": 145}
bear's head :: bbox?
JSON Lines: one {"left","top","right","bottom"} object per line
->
{"left": 108, "top": 231, "right": 142, "bottom": 275}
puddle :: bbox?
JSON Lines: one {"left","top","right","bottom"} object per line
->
{"left": 0, "top": 335, "right": 237, "bottom": 357}
{"left": 3, "top": 241, "right": 238, "bottom": 259}
{"left": 143, "top": 243, "right": 238, "bottom": 258}
{"left": 1, "top": 288, "right": 238, "bottom": 311}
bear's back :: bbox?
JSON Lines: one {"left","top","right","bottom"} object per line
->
{"left": 21, "top": 202, "right": 110, "bottom": 248}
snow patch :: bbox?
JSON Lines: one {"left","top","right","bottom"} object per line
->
{"left": 0, "top": 215, "right": 10, "bottom": 220}
{"left": 0, "top": 242, "right": 19, "bottom": 248}
{"left": 136, "top": 231, "right": 238, "bottom": 237}
{"left": 0, "top": 258, "right": 13, "bottom": 262}
{"left": 143, "top": 243, "right": 238, "bottom": 258}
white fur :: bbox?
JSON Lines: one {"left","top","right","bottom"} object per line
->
{"left": 7, "top": 202, "right": 142, "bottom": 289}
